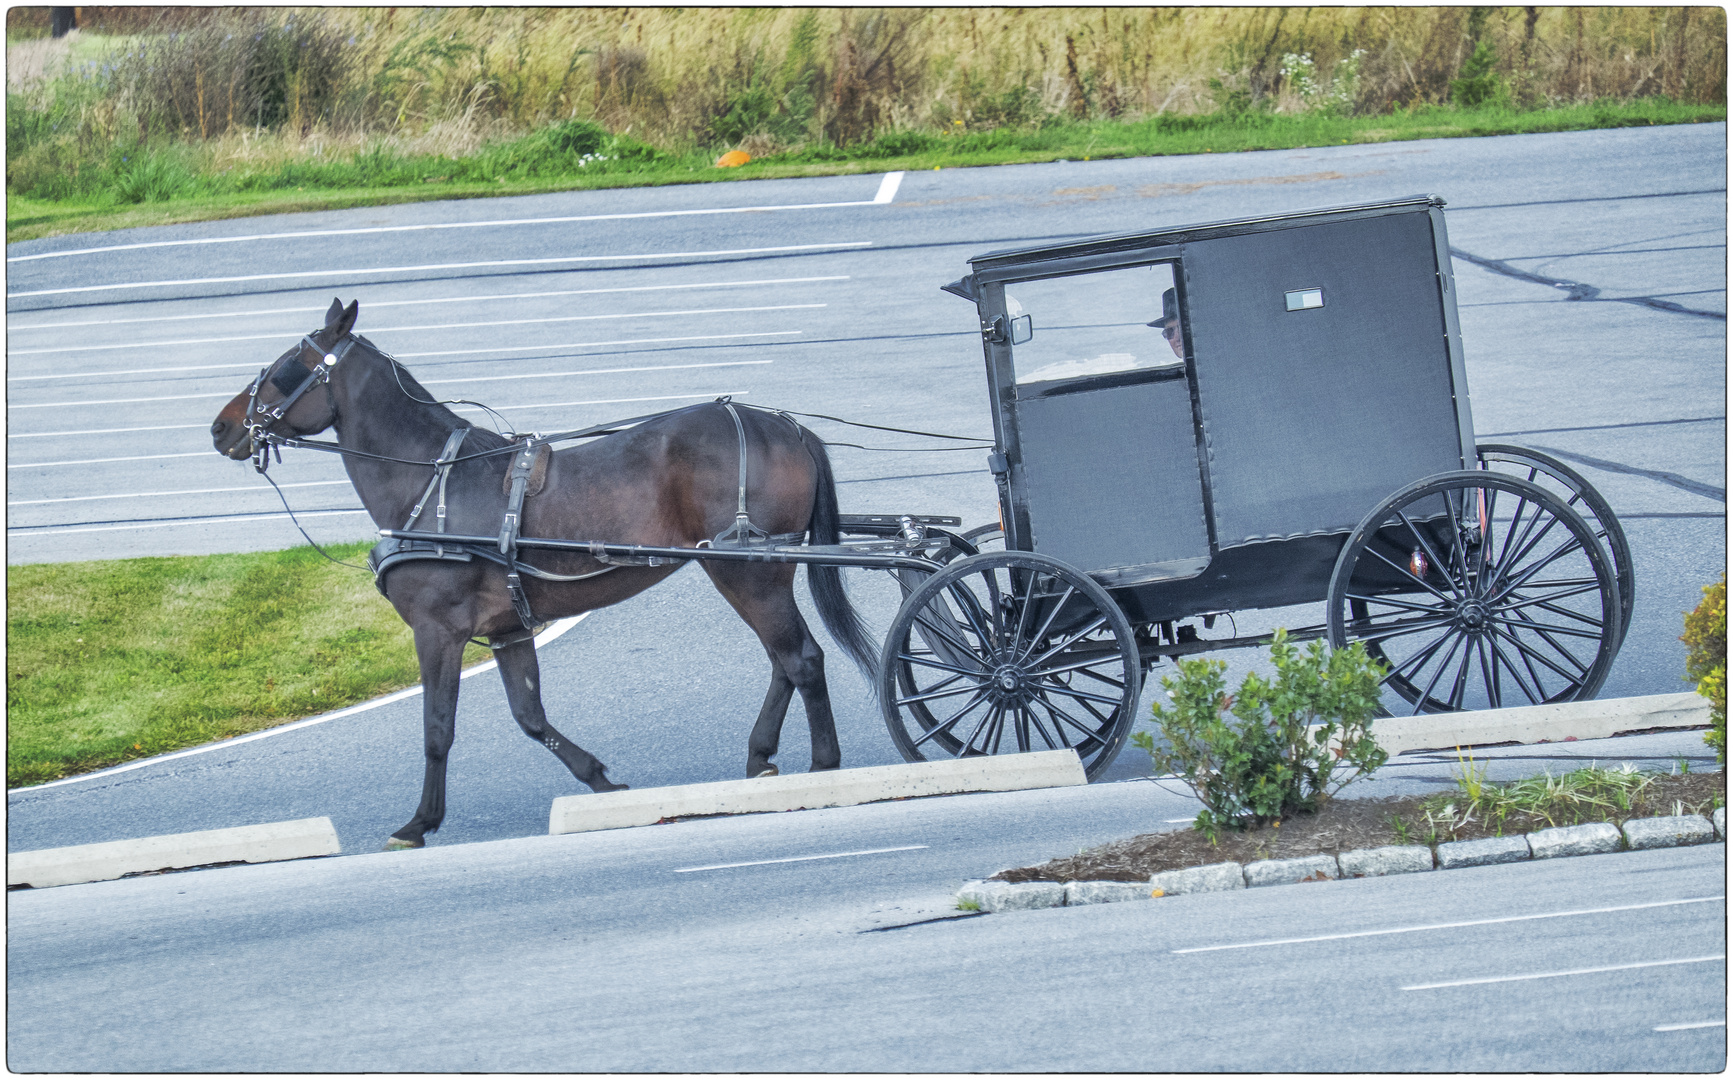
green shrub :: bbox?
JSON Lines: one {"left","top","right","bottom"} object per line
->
{"left": 1683, "top": 576, "right": 1726, "bottom": 764}
{"left": 1450, "top": 41, "right": 1506, "bottom": 108}
{"left": 1132, "top": 630, "right": 1388, "bottom": 839}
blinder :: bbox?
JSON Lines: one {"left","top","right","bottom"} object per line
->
{"left": 245, "top": 333, "right": 354, "bottom": 470}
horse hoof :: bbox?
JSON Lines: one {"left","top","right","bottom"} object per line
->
{"left": 384, "top": 836, "right": 422, "bottom": 851}
{"left": 756, "top": 766, "right": 779, "bottom": 778}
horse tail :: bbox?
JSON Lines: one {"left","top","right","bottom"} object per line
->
{"left": 797, "top": 426, "right": 880, "bottom": 686}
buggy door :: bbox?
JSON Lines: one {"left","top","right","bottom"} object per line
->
{"left": 1002, "top": 262, "right": 1211, "bottom": 586}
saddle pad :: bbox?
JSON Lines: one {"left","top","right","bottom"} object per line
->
{"left": 501, "top": 441, "right": 552, "bottom": 498}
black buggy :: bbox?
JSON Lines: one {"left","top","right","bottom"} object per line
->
{"left": 869, "top": 194, "right": 1633, "bottom": 781}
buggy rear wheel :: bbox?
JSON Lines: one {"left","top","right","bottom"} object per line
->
{"left": 879, "top": 551, "right": 1140, "bottom": 781}
{"left": 1477, "top": 443, "right": 1634, "bottom": 648}
{"left": 1327, "top": 471, "right": 1621, "bottom": 715}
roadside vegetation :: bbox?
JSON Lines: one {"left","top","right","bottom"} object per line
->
{"left": 5, "top": 544, "right": 489, "bottom": 788}
{"left": 7, "top": 6, "right": 1726, "bottom": 240}
{"left": 995, "top": 762, "right": 1726, "bottom": 883}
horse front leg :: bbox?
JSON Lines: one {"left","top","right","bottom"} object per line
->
{"left": 387, "top": 624, "right": 467, "bottom": 850}
{"left": 491, "top": 635, "right": 627, "bottom": 792}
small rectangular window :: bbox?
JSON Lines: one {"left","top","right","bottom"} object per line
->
{"left": 1285, "top": 287, "right": 1325, "bottom": 311}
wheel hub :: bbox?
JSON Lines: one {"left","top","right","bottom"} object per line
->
{"left": 989, "top": 664, "right": 1027, "bottom": 702}
{"left": 1456, "top": 598, "right": 1490, "bottom": 629}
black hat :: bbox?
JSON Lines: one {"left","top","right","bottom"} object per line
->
{"left": 1147, "top": 287, "right": 1179, "bottom": 329}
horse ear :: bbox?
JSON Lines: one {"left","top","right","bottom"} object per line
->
{"left": 335, "top": 299, "right": 360, "bottom": 337}
{"left": 325, "top": 297, "right": 345, "bottom": 326}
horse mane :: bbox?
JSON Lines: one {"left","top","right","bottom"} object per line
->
{"left": 352, "top": 332, "right": 512, "bottom": 453}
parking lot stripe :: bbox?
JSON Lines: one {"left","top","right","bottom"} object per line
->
{"left": 673, "top": 845, "right": 928, "bottom": 873}
{"left": 1173, "top": 896, "right": 1726, "bottom": 954}
{"left": 9, "top": 305, "right": 826, "bottom": 357}
{"left": 1402, "top": 955, "right": 1724, "bottom": 991}
{"left": 5, "top": 276, "right": 850, "bottom": 332}
{"left": 6, "top": 242, "right": 873, "bottom": 298}
{"left": 7, "top": 180, "right": 903, "bottom": 263}
{"left": 1654, "top": 1020, "right": 1727, "bottom": 1032}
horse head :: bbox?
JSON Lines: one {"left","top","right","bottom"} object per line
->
{"left": 212, "top": 297, "right": 359, "bottom": 460}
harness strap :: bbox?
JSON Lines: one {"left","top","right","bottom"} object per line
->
{"left": 402, "top": 427, "right": 472, "bottom": 545}
{"left": 712, "top": 401, "right": 777, "bottom": 549}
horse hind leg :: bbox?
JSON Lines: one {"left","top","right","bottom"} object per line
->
{"left": 706, "top": 564, "right": 841, "bottom": 776}
{"left": 490, "top": 634, "right": 627, "bottom": 793}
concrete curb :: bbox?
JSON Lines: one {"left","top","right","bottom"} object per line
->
{"left": 1371, "top": 692, "right": 1709, "bottom": 755}
{"left": 956, "top": 812, "right": 1724, "bottom": 913}
{"left": 550, "top": 749, "right": 1087, "bottom": 835}
{"left": 8, "top": 818, "right": 341, "bottom": 889}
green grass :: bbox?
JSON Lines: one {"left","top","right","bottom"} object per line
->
{"left": 6, "top": 543, "right": 490, "bottom": 788}
{"left": 7, "top": 98, "right": 1723, "bottom": 242}
{"left": 1418, "top": 760, "right": 1719, "bottom": 838}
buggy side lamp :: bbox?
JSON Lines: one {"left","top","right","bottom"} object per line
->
{"left": 1285, "top": 288, "right": 1325, "bottom": 311}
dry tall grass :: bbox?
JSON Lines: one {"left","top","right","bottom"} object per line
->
{"left": 8, "top": 6, "right": 1727, "bottom": 153}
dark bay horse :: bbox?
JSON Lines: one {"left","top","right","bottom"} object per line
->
{"left": 211, "top": 299, "right": 877, "bottom": 849}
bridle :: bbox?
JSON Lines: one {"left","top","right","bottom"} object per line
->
{"left": 243, "top": 333, "right": 355, "bottom": 472}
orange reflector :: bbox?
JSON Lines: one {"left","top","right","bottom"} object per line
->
{"left": 715, "top": 150, "right": 751, "bottom": 168}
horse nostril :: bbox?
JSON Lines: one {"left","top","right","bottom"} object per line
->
{"left": 212, "top": 420, "right": 228, "bottom": 438}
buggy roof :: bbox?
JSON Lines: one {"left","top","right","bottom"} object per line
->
{"left": 966, "top": 193, "right": 1444, "bottom": 276}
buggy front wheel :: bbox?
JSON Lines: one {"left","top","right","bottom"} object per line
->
{"left": 1327, "top": 471, "right": 1622, "bottom": 715}
{"left": 878, "top": 551, "right": 1141, "bottom": 781}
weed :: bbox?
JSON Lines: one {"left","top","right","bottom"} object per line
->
{"left": 955, "top": 898, "right": 981, "bottom": 912}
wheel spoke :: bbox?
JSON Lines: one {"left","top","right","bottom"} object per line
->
{"left": 1032, "top": 690, "right": 1111, "bottom": 744}
{"left": 1486, "top": 629, "right": 1545, "bottom": 704}
{"left": 946, "top": 578, "right": 999, "bottom": 654}
{"left": 1476, "top": 634, "right": 1500, "bottom": 709}
{"left": 1035, "top": 681, "right": 1124, "bottom": 707}
{"left": 1495, "top": 618, "right": 1591, "bottom": 683}
{"left": 1365, "top": 544, "right": 1458, "bottom": 604}
{"left": 1027, "top": 613, "right": 1111, "bottom": 667}
{"left": 1501, "top": 607, "right": 1592, "bottom": 676}
{"left": 898, "top": 647, "right": 990, "bottom": 679}
{"left": 1396, "top": 509, "right": 1464, "bottom": 599}
{"left": 1386, "top": 625, "right": 1459, "bottom": 682}
{"left": 909, "top": 607, "right": 984, "bottom": 664}
{"left": 1488, "top": 613, "right": 1605, "bottom": 641}
{"left": 1490, "top": 534, "right": 1587, "bottom": 602}
{"left": 910, "top": 688, "right": 991, "bottom": 749}
{"left": 1446, "top": 635, "right": 1476, "bottom": 710}
{"left": 1014, "top": 583, "right": 1075, "bottom": 666}
{"left": 1346, "top": 591, "right": 1449, "bottom": 616}
{"left": 1349, "top": 611, "right": 1462, "bottom": 645}
{"left": 894, "top": 670, "right": 976, "bottom": 706}
{"left": 1413, "top": 631, "right": 1467, "bottom": 715}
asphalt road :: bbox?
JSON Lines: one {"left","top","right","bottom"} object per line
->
{"left": 7, "top": 123, "right": 1725, "bottom": 854}
{"left": 7, "top": 770, "right": 1725, "bottom": 1071}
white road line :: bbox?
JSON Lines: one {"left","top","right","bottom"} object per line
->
{"left": 10, "top": 451, "right": 213, "bottom": 469}
{"left": 9, "top": 391, "right": 744, "bottom": 473}
{"left": 6, "top": 178, "right": 904, "bottom": 263}
{"left": 11, "top": 354, "right": 776, "bottom": 409}
{"left": 673, "top": 844, "right": 928, "bottom": 873}
{"left": 8, "top": 508, "right": 371, "bottom": 538}
{"left": 393, "top": 332, "right": 795, "bottom": 360}
{"left": 6, "top": 242, "right": 874, "bottom": 298}
{"left": 5, "top": 276, "right": 849, "bottom": 331}
{"left": 1654, "top": 1020, "right": 1727, "bottom": 1032}
{"left": 7, "top": 304, "right": 826, "bottom": 358}
{"left": 1171, "top": 896, "right": 1727, "bottom": 954}
{"left": 1402, "top": 955, "right": 1725, "bottom": 991}
{"left": 9, "top": 614, "right": 591, "bottom": 791}
{"left": 10, "top": 480, "right": 350, "bottom": 507}
{"left": 455, "top": 390, "right": 748, "bottom": 414}
{"left": 12, "top": 422, "right": 215, "bottom": 439}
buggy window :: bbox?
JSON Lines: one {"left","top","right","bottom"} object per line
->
{"left": 1006, "top": 263, "right": 1182, "bottom": 385}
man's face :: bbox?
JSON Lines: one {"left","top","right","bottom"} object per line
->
{"left": 1161, "top": 319, "right": 1183, "bottom": 358}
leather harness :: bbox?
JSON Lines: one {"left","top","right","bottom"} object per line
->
{"left": 245, "top": 333, "right": 810, "bottom": 636}
{"left": 366, "top": 399, "right": 803, "bottom": 634}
